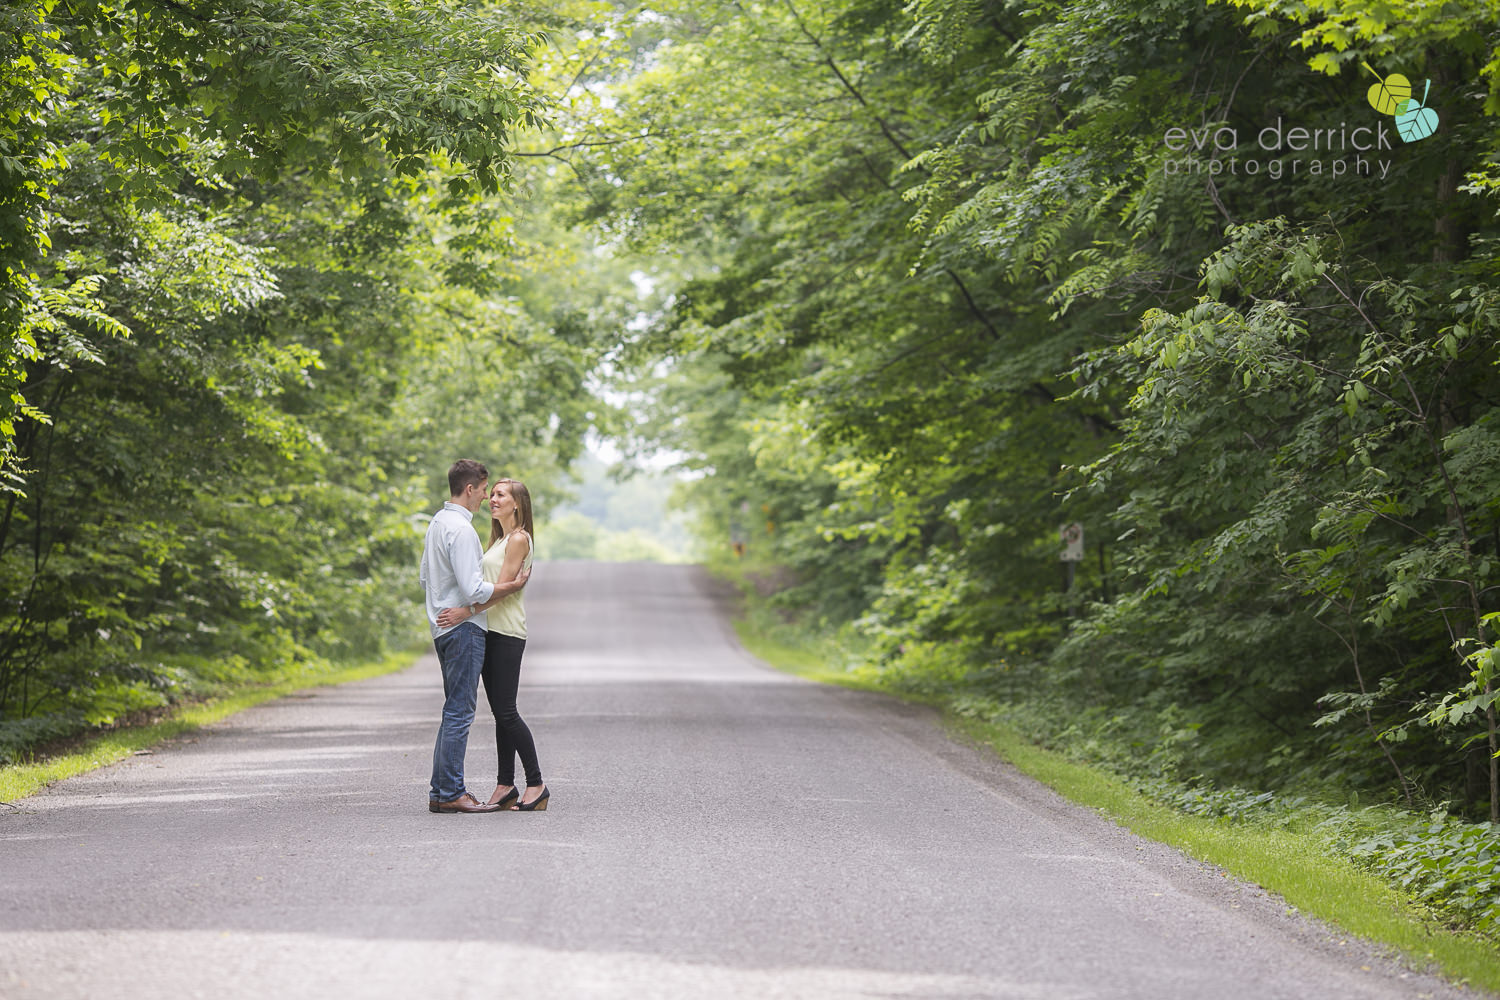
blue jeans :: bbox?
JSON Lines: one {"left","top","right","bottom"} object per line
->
{"left": 429, "top": 621, "right": 487, "bottom": 802}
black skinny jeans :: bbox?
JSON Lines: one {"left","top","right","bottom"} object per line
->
{"left": 481, "top": 631, "right": 542, "bottom": 788}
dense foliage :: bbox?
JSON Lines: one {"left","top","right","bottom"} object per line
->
{"left": 0, "top": 0, "right": 628, "bottom": 759}
{"left": 4, "top": 0, "right": 1498, "bottom": 944}
{"left": 4, "top": 0, "right": 1498, "bottom": 838}
{"left": 562, "top": 0, "right": 1500, "bottom": 821}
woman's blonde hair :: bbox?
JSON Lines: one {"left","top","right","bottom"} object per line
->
{"left": 487, "top": 478, "right": 535, "bottom": 551}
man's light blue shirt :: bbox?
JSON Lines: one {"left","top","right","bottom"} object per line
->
{"left": 420, "top": 502, "right": 495, "bottom": 639}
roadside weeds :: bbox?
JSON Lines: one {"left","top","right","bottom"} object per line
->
{"left": 0, "top": 648, "right": 421, "bottom": 804}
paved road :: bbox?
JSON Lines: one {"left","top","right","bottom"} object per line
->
{"left": 0, "top": 562, "right": 1470, "bottom": 999}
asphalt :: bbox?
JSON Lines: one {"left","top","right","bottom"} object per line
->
{"left": 0, "top": 561, "right": 1475, "bottom": 999}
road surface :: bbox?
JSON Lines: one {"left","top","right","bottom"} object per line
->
{"left": 0, "top": 562, "right": 1470, "bottom": 999}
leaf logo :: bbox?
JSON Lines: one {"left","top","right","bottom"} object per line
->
{"left": 1362, "top": 62, "right": 1411, "bottom": 114}
{"left": 1362, "top": 62, "right": 1439, "bottom": 144}
{"left": 1396, "top": 80, "right": 1439, "bottom": 142}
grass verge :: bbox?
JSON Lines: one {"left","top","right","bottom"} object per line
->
{"left": 0, "top": 647, "right": 423, "bottom": 804}
{"left": 734, "top": 618, "right": 1500, "bottom": 995}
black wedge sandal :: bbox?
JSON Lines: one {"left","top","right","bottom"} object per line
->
{"left": 513, "top": 785, "right": 549, "bottom": 811}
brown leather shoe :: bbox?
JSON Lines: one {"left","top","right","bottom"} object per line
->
{"left": 428, "top": 792, "right": 500, "bottom": 813}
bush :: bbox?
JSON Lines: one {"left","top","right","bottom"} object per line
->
{"left": 0, "top": 713, "right": 85, "bottom": 765}
{"left": 1129, "top": 777, "right": 1500, "bottom": 937}
{"left": 1348, "top": 814, "right": 1500, "bottom": 934}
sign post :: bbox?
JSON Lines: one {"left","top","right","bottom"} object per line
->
{"left": 730, "top": 500, "right": 750, "bottom": 558}
{"left": 1060, "top": 522, "right": 1084, "bottom": 614}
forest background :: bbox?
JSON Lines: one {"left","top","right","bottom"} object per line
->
{"left": 2, "top": 0, "right": 1499, "bottom": 938}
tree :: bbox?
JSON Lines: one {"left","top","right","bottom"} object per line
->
{"left": 573, "top": 0, "right": 1500, "bottom": 817}
{"left": 0, "top": 0, "right": 628, "bottom": 759}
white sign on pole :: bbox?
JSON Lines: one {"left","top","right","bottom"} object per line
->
{"left": 1060, "top": 522, "right": 1085, "bottom": 562}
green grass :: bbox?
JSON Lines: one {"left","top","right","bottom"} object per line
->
{"left": 735, "top": 618, "right": 1500, "bottom": 994}
{"left": 0, "top": 648, "right": 422, "bottom": 804}
{"left": 733, "top": 620, "right": 882, "bottom": 691}
{"left": 956, "top": 716, "right": 1500, "bottom": 992}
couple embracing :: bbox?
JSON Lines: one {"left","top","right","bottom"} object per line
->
{"left": 420, "top": 459, "right": 548, "bottom": 814}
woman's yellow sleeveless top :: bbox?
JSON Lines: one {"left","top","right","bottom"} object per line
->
{"left": 481, "top": 530, "right": 532, "bottom": 639}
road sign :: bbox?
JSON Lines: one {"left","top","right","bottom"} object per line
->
{"left": 1060, "top": 522, "right": 1085, "bottom": 562}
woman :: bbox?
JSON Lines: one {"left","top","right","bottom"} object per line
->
{"left": 436, "top": 478, "right": 547, "bottom": 811}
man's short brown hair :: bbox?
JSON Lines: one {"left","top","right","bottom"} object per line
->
{"left": 448, "top": 459, "right": 488, "bottom": 497}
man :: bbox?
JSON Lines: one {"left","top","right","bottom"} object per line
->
{"left": 420, "top": 459, "right": 529, "bottom": 813}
